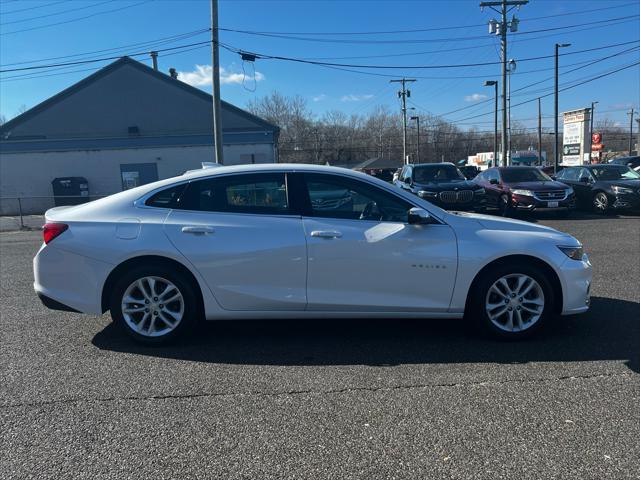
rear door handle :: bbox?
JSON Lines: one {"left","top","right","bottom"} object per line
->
{"left": 181, "top": 226, "right": 214, "bottom": 235}
{"left": 310, "top": 230, "right": 342, "bottom": 239}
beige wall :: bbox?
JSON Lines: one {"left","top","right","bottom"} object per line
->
{"left": 0, "top": 143, "right": 276, "bottom": 215}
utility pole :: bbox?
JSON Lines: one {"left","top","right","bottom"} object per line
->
{"left": 537, "top": 97, "right": 542, "bottom": 165}
{"left": 480, "top": 0, "right": 527, "bottom": 167}
{"left": 411, "top": 116, "right": 421, "bottom": 163}
{"left": 628, "top": 108, "right": 635, "bottom": 155}
{"left": 507, "top": 58, "right": 516, "bottom": 165}
{"left": 150, "top": 51, "right": 158, "bottom": 71}
{"left": 554, "top": 43, "right": 571, "bottom": 173}
{"left": 390, "top": 78, "right": 416, "bottom": 165}
{"left": 484, "top": 80, "right": 498, "bottom": 167}
{"left": 211, "top": 0, "right": 224, "bottom": 164}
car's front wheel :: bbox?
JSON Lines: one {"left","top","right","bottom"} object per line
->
{"left": 469, "top": 262, "right": 555, "bottom": 339}
{"left": 110, "top": 265, "right": 199, "bottom": 344}
{"left": 592, "top": 191, "right": 610, "bottom": 214}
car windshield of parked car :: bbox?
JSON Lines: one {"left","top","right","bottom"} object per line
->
{"left": 501, "top": 168, "right": 551, "bottom": 183}
{"left": 413, "top": 165, "right": 465, "bottom": 183}
{"left": 591, "top": 165, "right": 640, "bottom": 180}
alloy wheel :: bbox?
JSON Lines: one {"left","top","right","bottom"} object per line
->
{"left": 121, "top": 276, "right": 184, "bottom": 337}
{"left": 485, "top": 273, "right": 545, "bottom": 333}
{"left": 593, "top": 192, "right": 608, "bottom": 213}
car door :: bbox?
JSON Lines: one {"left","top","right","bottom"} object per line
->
{"left": 297, "top": 172, "right": 458, "bottom": 312}
{"left": 572, "top": 168, "right": 595, "bottom": 205}
{"left": 479, "top": 169, "right": 501, "bottom": 208}
{"left": 163, "top": 172, "right": 307, "bottom": 311}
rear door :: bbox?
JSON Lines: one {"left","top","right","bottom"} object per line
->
{"left": 163, "top": 172, "right": 307, "bottom": 311}
{"left": 297, "top": 173, "right": 458, "bottom": 312}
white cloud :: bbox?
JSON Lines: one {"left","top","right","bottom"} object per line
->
{"left": 464, "top": 93, "right": 488, "bottom": 102}
{"left": 313, "top": 94, "right": 328, "bottom": 102}
{"left": 177, "top": 65, "right": 265, "bottom": 87}
{"left": 341, "top": 94, "right": 374, "bottom": 102}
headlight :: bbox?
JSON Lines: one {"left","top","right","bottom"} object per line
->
{"left": 565, "top": 187, "right": 574, "bottom": 196}
{"left": 418, "top": 190, "right": 437, "bottom": 198}
{"left": 512, "top": 189, "right": 534, "bottom": 196}
{"left": 558, "top": 245, "right": 584, "bottom": 260}
{"left": 474, "top": 188, "right": 486, "bottom": 195}
{"left": 612, "top": 185, "right": 634, "bottom": 194}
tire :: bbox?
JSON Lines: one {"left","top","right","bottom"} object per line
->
{"left": 109, "top": 264, "right": 200, "bottom": 345}
{"left": 499, "top": 194, "right": 512, "bottom": 217}
{"left": 468, "top": 262, "right": 556, "bottom": 339}
{"left": 592, "top": 191, "right": 610, "bottom": 214}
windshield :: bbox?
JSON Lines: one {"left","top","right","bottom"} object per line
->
{"left": 590, "top": 165, "right": 640, "bottom": 180}
{"left": 501, "top": 168, "right": 551, "bottom": 183}
{"left": 413, "top": 165, "right": 465, "bottom": 183}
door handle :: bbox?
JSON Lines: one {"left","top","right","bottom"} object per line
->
{"left": 181, "top": 226, "right": 214, "bottom": 235}
{"left": 310, "top": 230, "right": 342, "bottom": 239}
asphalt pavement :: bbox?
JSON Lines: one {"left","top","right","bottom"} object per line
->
{"left": 1, "top": 212, "right": 639, "bottom": 479}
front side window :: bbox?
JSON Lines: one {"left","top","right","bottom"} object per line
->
{"left": 303, "top": 173, "right": 411, "bottom": 222}
{"left": 179, "top": 173, "right": 289, "bottom": 214}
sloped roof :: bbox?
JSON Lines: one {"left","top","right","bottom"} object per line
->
{"left": 0, "top": 56, "right": 278, "bottom": 135}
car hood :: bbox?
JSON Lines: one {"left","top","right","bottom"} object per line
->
{"left": 413, "top": 179, "right": 478, "bottom": 191}
{"left": 506, "top": 180, "right": 568, "bottom": 190}
{"left": 597, "top": 179, "right": 640, "bottom": 189}
{"left": 449, "top": 211, "right": 573, "bottom": 237}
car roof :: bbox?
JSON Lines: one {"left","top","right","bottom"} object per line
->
{"left": 410, "top": 162, "right": 456, "bottom": 167}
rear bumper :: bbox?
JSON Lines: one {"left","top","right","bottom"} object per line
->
{"left": 33, "top": 243, "right": 113, "bottom": 315}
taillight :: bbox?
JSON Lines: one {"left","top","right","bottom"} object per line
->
{"left": 43, "top": 223, "right": 68, "bottom": 244}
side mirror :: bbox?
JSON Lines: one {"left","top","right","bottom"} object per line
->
{"left": 489, "top": 178, "right": 499, "bottom": 185}
{"left": 408, "top": 207, "right": 433, "bottom": 225}
{"left": 550, "top": 175, "right": 556, "bottom": 180}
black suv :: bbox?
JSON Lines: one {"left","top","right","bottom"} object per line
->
{"left": 555, "top": 164, "right": 640, "bottom": 213}
{"left": 395, "top": 163, "right": 486, "bottom": 212}
{"left": 608, "top": 155, "right": 640, "bottom": 170}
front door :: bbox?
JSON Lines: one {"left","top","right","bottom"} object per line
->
{"left": 298, "top": 173, "right": 458, "bottom": 312}
{"left": 163, "top": 172, "right": 307, "bottom": 311}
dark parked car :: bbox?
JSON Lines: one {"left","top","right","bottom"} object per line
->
{"left": 395, "top": 163, "right": 486, "bottom": 212}
{"left": 474, "top": 166, "right": 575, "bottom": 216}
{"left": 608, "top": 155, "right": 640, "bottom": 170}
{"left": 555, "top": 164, "right": 640, "bottom": 213}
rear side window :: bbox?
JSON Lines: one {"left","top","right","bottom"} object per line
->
{"left": 178, "top": 173, "right": 289, "bottom": 215}
{"left": 145, "top": 183, "right": 188, "bottom": 208}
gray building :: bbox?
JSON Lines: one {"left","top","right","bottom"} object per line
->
{"left": 0, "top": 57, "right": 279, "bottom": 214}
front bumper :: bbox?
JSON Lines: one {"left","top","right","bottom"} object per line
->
{"left": 511, "top": 194, "right": 576, "bottom": 211}
{"left": 432, "top": 198, "right": 487, "bottom": 212}
{"left": 612, "top": 193, "right": 640, "bottom": 211}
{"left": 559, "top": 254, "right": 592, "bottom": 315}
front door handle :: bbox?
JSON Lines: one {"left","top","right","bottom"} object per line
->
{"left": 181, "top": 225, "right": 214, "bottom": 235}
{"left": 310, "top": 230, "right": 343, "bottom": 239}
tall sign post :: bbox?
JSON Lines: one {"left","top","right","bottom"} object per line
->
{"left": 562, "top": 108, "right": 591, "bottom": 166}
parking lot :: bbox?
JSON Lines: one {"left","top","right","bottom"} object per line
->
{"left": 1, "top": 212, "right": 639, "bottom": 479}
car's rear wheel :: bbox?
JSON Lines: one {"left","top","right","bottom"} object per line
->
{"left": 110, "top": 265, "right": 199, "bottom": 344}
{"left": 469, "top": 262, "right": 555, "bottom": 339}
{"left": 592, "top": 191, "right": 609, "bottom": 214}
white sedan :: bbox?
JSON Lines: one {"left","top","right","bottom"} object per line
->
{"left": 34, "top": 164, "right": 592, "bottom": 344}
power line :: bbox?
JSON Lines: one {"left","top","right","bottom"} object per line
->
{"left": 218, "top": 14, "right": 639, "bottom": 45}
{"left": 1, "top": 0, "right": 68, "bottom": 15}
{"left": 0, "top": 0, "right": 152, "bottom": 36}
{"left": 0, "top": 28, "right": 211, "bottom": 67}
{"left": 0, "top": 0, "right": 114, "bottom": 26}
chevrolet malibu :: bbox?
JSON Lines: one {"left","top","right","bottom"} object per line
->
{"left": 34, "top": 164, "right": 592, "bottom": 344}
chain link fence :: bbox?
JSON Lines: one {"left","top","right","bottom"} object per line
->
{"left": 0, "top": 195, "right": 109, "bottom": 231}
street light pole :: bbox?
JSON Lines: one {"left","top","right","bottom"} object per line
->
{"left": 554, "top": 43, "right": 571, "bottom": 173}
{"left": 410, "top": 116, "right": 421, "bottom": 163}
{"left": 484, "top": 80, "right": 498, "bottom": 167}
{"left": 507, "top": 58, "right": 516, "bottom": 165}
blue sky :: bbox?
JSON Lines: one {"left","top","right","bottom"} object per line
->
{"left": 1, "top": 0, "right": 639, "bottom": 133}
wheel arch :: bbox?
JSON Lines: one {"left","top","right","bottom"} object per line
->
{"left": 464, "top": 254, "right": 563, "bottom": 315}
{"left": 101, "top": 255, "right": 204, "bottom": 314}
